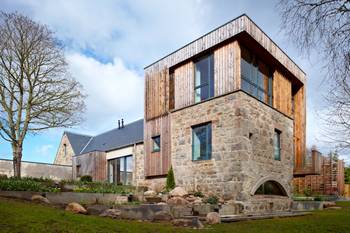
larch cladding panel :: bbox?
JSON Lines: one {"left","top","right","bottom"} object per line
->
{"left": 273, "top": 70, "right": 292, "bottom": 117}
{"left": 214, "top": 41, "right": 241, "bottom": 95}
{"left": 293, "top": 86, "right": 306, "bottom": 169}
{"left": 144, "top": 115, "right": 171, "bottom": 177}
{"left": 145, "top": 68, "right": 169, "bottom": 120}
{"left": 72, "top": 151, "right": 107, "bottom": 181}
{"left": 174, "top": 62, "right": 194, "bottom": 109}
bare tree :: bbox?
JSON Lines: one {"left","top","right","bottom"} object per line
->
{"left": 277, "top": 0, "right": 350, "bottom": 150}
{"left": 0, "top": 12, "right": 85, "bottom": 177}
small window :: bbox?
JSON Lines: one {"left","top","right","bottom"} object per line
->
{"left": 76, "top": 165, "right": 81, "bottom": 178}
{"left": 194, "top": 54, "right": 214, "bottom": 103}
{"left": 274, "top": 130, "right": 281, "bottom": 161}
{"left": 152, "top": 136, "right": 161, "bottom": 152}
{"left": 192, "top": 123, "right": 212, "bottom": 160}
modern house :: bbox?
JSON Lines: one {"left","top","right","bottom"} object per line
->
{"left": 55, "top": 14, "right": 307, "bottom": 213}
{"left": 142, "top": 14, "right": 305, "bottom": 212}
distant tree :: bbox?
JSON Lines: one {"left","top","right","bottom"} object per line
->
{"left": 277, "top": 0, "right": 350, "bottom": 150}
{"left": 0, "top": 12, "right": 85, "bottom": 177}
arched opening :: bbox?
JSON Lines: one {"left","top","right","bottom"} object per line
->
{"left": 254, "top": 180, "right": 288, "bottom": 196}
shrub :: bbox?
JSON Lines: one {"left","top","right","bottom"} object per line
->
{"left": 80, "top": 175, "right": 92, "bottom": 183}
{"left": 165, "top": 167, "right": 175, "bottom": 192}
{"left": 194, "top": 191, "right": 204, "bottom": 198}
{"left": 72, "top": 182, "right": 135, "bottom": 195}
{"left": 0, "top": 174, "right": 8, "bottom": 180}
{"left": 205, "top": 195, "right": 219, "bottom": 205}
{"left": 303, "top": 188, "right": 312, "bottom": 197}
{"left": 0, "top": 177, "right": 58, "bottom": 192}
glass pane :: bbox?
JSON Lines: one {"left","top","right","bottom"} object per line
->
{"left": 152, "top": 136, "right": 160, "bottom": 152}
{"left": 192, "top": 124, "right": 211, "bottom": 160}
{"left": 125, "top": 156, "right": 133, "bottom": 185}
{"left": 195, "top": 56, "right": 209, "bottom": 87}
{"left": 195, "top": 88, "right": 201, "bottom": 103}
{"left": 274, "top": 131, "right": 281, "bottom": 160}
{"left": 254, "top": 181, "right": 286, "bottom": 196}
{"left": 200, "top": 85, "right": 209, "bottom": 101}
{"left": 108, "top": 160, "right": 114, "bottom": 183}
{"left": 241, "top": 59, "right": 251, "bottom": 81}
{"left": 119, "top": 158, "right": 125, "bottom": 185}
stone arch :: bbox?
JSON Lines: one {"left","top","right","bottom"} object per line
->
{"left": 250, "top": 176, "right": 290, "bottom": 197}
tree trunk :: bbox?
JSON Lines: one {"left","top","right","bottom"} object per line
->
{"left": 12, "top": 144, "right": 22, "bottom": 178}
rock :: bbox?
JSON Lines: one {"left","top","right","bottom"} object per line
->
{"left": 61, "top": 184, "right": 76, "bottom": 192}
{"left": 153, "top": 211, "right": 173, "bottom": 221}
{"left": 65, "top": 202, "right": 87, "bottom": 214}
{"left": 87, "top": 204, "right": 109, "bottom": 215}
{"left": 157, "top": 202, "right": 168, "bottom": 205}
{"left": 169, "top": 187, "right": 188, "bottom": 197}
{"left": 100, "top": 209, "right": 122, "bottom": 219}
{"left": 326, "top": 206, "right": 341, "bottom": 210}
{"left": 206, "top": 212, "right": 221, "bottom": 224}
{"left": 193, "top": 198, "right": 203, "bottom": 205}
{"left": 323, "top": 201, "right": 336, "bottom": 208}
{"left": 145, "top": 196, "right": 162, "bottom": 203}
{"left": 186, "top": 195, "right": 197, "bottom": 202}
{"left": 192, "top": 217, "right": 204, "bottom": 229}
{"left": 31, "top": 195, "right": 50, "bottom": 204}
{"left": 167, "top": 196, "right": 189, "bottom": 206}
{"left": 172, "top": 218, "right": 204, "bottom": 228}
{"left": 144, "top": 190, "right": 157, "bottom": 198}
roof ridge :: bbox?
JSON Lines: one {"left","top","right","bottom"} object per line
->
{"left": 79, "top": 136, "right": 94, "bottom": 154}
{"left": 92, "top": 118, "right": 144, "bottom": 137}
{"left": 64, "top": 130, "right": 92, "bottom": 138}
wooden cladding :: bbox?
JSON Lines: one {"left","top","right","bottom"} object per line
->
{"left": 144, "top": 116, "right": 171, "bottom": 177}
{"left": 214, "top": 41, "right": 241, "bottom": 95}
{"left": 72, "top": 151, "right": 107, "bottom": 181}
{"left": 273, "top": 70, "right": 292, "bottom": 117}
{"left": 145, "top": 68, "right": 169, "bottom": 120}
{"left": 174, "top": 62, "right": 194, "bottom": 109}
{"left": 293, "top": 86, "right": 306, "bottom": 169}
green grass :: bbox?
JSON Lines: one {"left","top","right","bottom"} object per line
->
{"left": 0, "top": 197, "right": 350, "bottom": 233}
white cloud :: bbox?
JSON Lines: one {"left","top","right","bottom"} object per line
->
{"left": 66, "top": 53, "right": 144, "bottom": 134}
{"left": 35, "top": 144, "right": 54, "bottom": 157}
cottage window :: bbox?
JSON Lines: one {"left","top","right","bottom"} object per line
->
{"left": 241, "top": 47, "right": 273, "bottom": 105}
{"left": 194, "top": 54, "right": 214, "bottom": 103}
{"left": 108, "top": 155, "right": 133, "bottom": 185}
{"left": 192, "top": 123, "right": 212, "bottom": 161}
{"left": 152, "top": 136, "right": 161, "bottom": 152}
{"left": 76, "top": 165, "right": 81, "bottom": 178}
{"left": 274, "top": 129, "right": 281, "bottom": 161}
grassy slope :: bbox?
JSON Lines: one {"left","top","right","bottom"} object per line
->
{"left": 0, "top": 198, "right": 350, "bottom": 233}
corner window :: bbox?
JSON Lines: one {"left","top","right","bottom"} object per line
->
{"left": 108, "top": 155, "right": 133, "bottom": 185}
{"left": 194, "top": 54, "right": 214, "bottom": 103}
{"left": 274, "top": 129, "right": 281, "bottom": 161}
{"left": 192, "top": 123, "right": 212, "bottom": 160}
{"left": 241, "top": 46, "right": 273, "bottom": 105}
{"left": 152, "top": 136, "right": 161, "bottom": 152}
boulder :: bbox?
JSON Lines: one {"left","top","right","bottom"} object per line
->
{"left": 87, "top": 204, "right": 109, "bottom": 215}
{"left": 153, "top": 211, "right": 173, "bottom": 221}
{"left": 31, "top": 195, "right": 50, "bottom": 204}
{"left": 169, "top": 187, "right": 188, "bottom": 197}
{"left": 186, "top": 195, "right": 197, "bottom": 202}
{"left": 144, "top": 190, "right": 157, "bottom": 198}
{"left": 193, "top": 198, "right": 203, "bottom": 205}
{"left": 172, "top": 218, "right": 204, "bottom": 228}
{"left": 100, "top": 209, "right": 122, "bottom": 219}
{"left": 206, "top": 212, "right": 221, "bottom": 224}
{"left": 323, "top": 201, "right": 336, "bottom": 208}
{"left": 65, "top": 202, "right": 87, "bottom": 214}
{"left": 167, "top": 196, "right": 189, "bottom": 206}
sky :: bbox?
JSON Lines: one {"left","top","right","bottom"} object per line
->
{"left": 0, "top": 0, "right": 348, "bottom": 165}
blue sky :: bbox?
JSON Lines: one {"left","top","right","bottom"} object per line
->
{"left": 0, "top": 0, "right": 347, "bottom": 164}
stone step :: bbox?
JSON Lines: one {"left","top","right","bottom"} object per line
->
{"left": 221, "top": 211, "right": 311, "bottom": 222}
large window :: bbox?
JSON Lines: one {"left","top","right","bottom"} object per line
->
{"left": 254, "top": 181, "right": 287, "bottom": 196}
{"left": 274, "top": 129, "right": 281, "bottom": 161}
{"left": 152, "top": 136, "right": 161, "bottom": 152}
{"left": 194, "top": 54, "right": 214, "bottom": 103}
{"left": 108, "top": 155, "right": 133, "bottom": 185}
{"left": 192, "top": 123, "right": 212, "bottom": 161}
{"left": 241, "top": 47, "right": 273, "bottom": 105}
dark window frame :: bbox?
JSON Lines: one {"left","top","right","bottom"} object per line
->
{"left": 107, "top": 155, "right": 133, "bottom": 185}
{"left": 76, "top": 165, "right": 81, "bottom": 178}
{"left": 194, "top": 54, "right": 214, "bottom": 103}
{"left": 152, "top": 135, "right": 161, "bottom": 153}
{"left": 192, "top": 122, "right": 212, "bottom": 161}
{"left": 274, "top": 129, "right": 281, "bottom": 161}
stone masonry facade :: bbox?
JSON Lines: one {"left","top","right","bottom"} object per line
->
{"left": 54, "top": 133, "right": 75, "bottom": 166}
{"left": 170, "top": 91, "right": 294, "bottom": 213}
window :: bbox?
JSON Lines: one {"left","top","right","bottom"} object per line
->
{"left": 241, "top": 47, "right": 273, "bottom": 105}
{"left": 152, "top": 136, "right": 161, "bottom": 152}
{"left": 76, "top": 165, "right": 81, "bottom": 178}
{"left": 254, "top": 181, "right": 287, "bottom": 196}
{"left": 274, "top": 129, "right": 281, "bottom": 161}
{"left": 192, "top": 123, "right": 212, "bottom": 160}
{"left": 63, "top": 143, "right": 67, "bottom": 157}
{"left": 194, "top": 54, "right": 214, "bottom": 103}
{"left": 108, "top": 155, "right": 133, "bottom": 185}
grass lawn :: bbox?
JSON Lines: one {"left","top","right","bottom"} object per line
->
{"left": 0, "top": 197, "right": 350, "bottom": 233}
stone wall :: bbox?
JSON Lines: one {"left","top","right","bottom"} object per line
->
{"left": 0, "top": 159, "right": 72, "bottom": 180}
{"left": 170, "top": 91, "right": 294, "bottom": 210}
{"left": 54, "top": 133, "right": 76, "bottom": 166}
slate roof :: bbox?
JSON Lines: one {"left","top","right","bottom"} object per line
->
{"left": 76, "top": 119, "right": 144, "bottom": 155}
{"left": 64, "top": 132, "right": 92, "bottom": 155}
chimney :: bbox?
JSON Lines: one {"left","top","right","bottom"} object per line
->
{"left": 121, "top": 118, "right": 124, "bottom": 128}
{"left": 118, "top": 120, "right": 121, "bottom": 129}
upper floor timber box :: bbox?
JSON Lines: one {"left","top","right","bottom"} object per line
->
{"left": 144, "top": 14, "right": 306, "bottom": 177}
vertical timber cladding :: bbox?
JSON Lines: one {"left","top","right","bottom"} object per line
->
{"left": 144, "top": 115, "right": 171, "bottom": 177}
{"left": 72, "top": 151, "right": 107, "bottom": 181}
{"left": 293, "top": 86, "right": 306, "bottom": 169}
{"left": 144, "top": 66, "right": 171, "bottom": 177}
{"left": 273, "top": 70, "right": 292, "bottom": 117}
